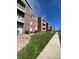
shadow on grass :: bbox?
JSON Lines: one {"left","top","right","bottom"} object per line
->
{"left": 58, "top": 31, "right": 61, "bottom": 45}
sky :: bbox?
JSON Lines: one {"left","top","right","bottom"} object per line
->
{"left": 27, "top": 0, "right": 61, "bottom": 29}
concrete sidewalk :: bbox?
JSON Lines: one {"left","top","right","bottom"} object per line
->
{"left": 37, "top": 32, "right": 61, "bottom": 59}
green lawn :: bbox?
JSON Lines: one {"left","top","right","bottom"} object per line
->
{"left": 17, "top": 32, "right": 55, "bottom": 59}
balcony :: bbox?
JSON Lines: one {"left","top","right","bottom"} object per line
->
{"left": 42, "top": 20, "right": 46, "bottom": 25}
{"left": 17, "top": 15, "right": 24, "bottom": 23}
{"left": 43, "top": 23, "right": 45, "bottom": 26}
{"left": 17, "top": 3, "right": 25, "bottom": 13}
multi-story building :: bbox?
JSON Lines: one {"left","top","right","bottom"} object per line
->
{"left": 17, "top": 0, "right": 52, "bottom": 34}
{"left": 31, "top": 15, "right": 38, "bottom": 32}
{"left": 17, "top": 0, "right": 25, "bottom": 34}
{"left": 23, "top": 0, "right": 32, "bottom": 34}
{"left": 17, "top": 0, "right": 38, "bottom": 34}
{"left": 46, "top": 22, "right": 48, "bottom": 31}
{"left": 46, "top": 22, "right": 52, "bottom": 32}
{"left": 38, "top": 17, "right": 46, "bottom": 32}
{"left": 17, "top": 0, "right": 32, "bottom": 34}
{"left": 48, "top": 24, "right": 52, "bottom": 31}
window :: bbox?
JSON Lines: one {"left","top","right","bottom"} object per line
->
{"left": 43, "top": 19, "right": 45, "bottom": 22}
{"left": 18, "top": 0, "right": 25, "bottom": 8}
{"left": 43, "top": 28, "right": 45, "bottom": 30}
{"left": 43, "top": 23, "right": 45, "bottom": 26}
{"left": 30, "top": 21, "right": 32, "bottom": 25}
{"left": 35, "top": 26, "right": 37, "bottom": 30}
{"left": 30, "top": 27, "right": 32, "bottom": 32}
{"left": 36, "top": 18, "right": 38, "bottom": 21}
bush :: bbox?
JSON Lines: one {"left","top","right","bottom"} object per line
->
{"left": 25, "top": 31, "right": 30, "bottom": 34}
{"left": 30, "top": 31, "right": 33, "bottom": 33}
{"left": 17, "top": 30, "right": 19, "bottom": 35}
{"left": 34, "top": 30, "right": 39, "bottom": 34}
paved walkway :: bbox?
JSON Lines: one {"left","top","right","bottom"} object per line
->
{"left": 37, "top": 32, "right": 61, "bottom": 59}
{"left": 17, "top": 34, "right": 30, "bottom": 52}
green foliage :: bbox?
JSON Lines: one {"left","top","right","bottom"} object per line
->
{"left": 17, "top": 32, "right": 55, "bottom": 59}
{"left": 34, "top": 30, "right": 39, "bottom": 34}
{"left": 17, "top": 30, "right": 19, "bottom": 35}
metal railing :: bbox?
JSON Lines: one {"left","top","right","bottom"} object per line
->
{"left": 17, "top": 3, "right": 25, "bottom": 12}
{"left": 17, "top": 15, "right": 24, "bottom": 23}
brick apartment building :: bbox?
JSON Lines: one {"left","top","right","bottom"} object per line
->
{"left": 31, "top": 15, "right": 38, "bottom": 32}
{"left": 17, "top": 0, "right": 25, "bottom": 34}
{"left": 46, "top": 22, "right": 48, "bottom": 31}
{"left": 46, "top": 22, "right": 52, "bottom": 32}
{"left": 17, "top": 0, "right": 39, "bottom": 34}
{"left": 17, "top": 0, "right": 32, "bottom": 34}
{"left": 38, "top": 17, "right": 47, "bottom": 32}
{"left": 48, "top": 24, "right": 52, "bottom": 31}
{"left": 23, "top": 0, "right": 32, "bottom": 34}
{"left": 17, "top": 0, "right": 52, "bottom": 34}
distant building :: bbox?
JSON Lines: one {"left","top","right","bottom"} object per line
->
{"left": 46, "top": 23, "right": 52, "bottom": 32}
{"left": 46, "top": 22, "right": 48, "bottom": 31}
{"left": 50, "top": 26, "right": 52, "bottom": 31}
{"left": 30, "top": 15, "right": 38, "bottom": 32}
{"left": 38, "top": 17, "right": 46, "bottom": 32}
{"left": 54, "top": 27, "right": 61, "bottom": 32}
{"left": 48, "top": 24, "right": 52, "bottom": 31}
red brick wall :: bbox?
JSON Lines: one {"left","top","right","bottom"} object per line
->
{"left": 41, "top": 18, "right": 46, "bottom": 32}
{"left": 38, "top": 17, "right": 46, "bottom": 32}
{"left": 23, "top": 4, "right": 32, "bottom": 33}
{"left": 31, "top": 16, "right": 38, "bottom": 32}
{"left": 38, "top": 17, "right": 41, "bottom": 32}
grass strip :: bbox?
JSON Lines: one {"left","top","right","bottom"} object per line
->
{"left": 17, "top": 32, "right": 55, "bottom": 59}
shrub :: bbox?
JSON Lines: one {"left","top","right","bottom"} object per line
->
{"left": 30, "top": 31, "right": 33, "bottom": 33}
{"left": 25, "top": 31, "right": 30, "bottom": 34}
{"left": 17, "top": 30, "right": 19, "bottom": 35}
{"left": 34, "top": 30, "right": 39, "bottom": 34}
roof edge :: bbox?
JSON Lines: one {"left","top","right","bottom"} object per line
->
{"left": 25, "top": 0, "right": 32, "bottom": 9}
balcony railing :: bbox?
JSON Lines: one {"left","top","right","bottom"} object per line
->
{"left": 17, "top": 15, "right": 24, "bottom": 23}
{"left": 17, "top": 3, "right": 25, "bottom": 12}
